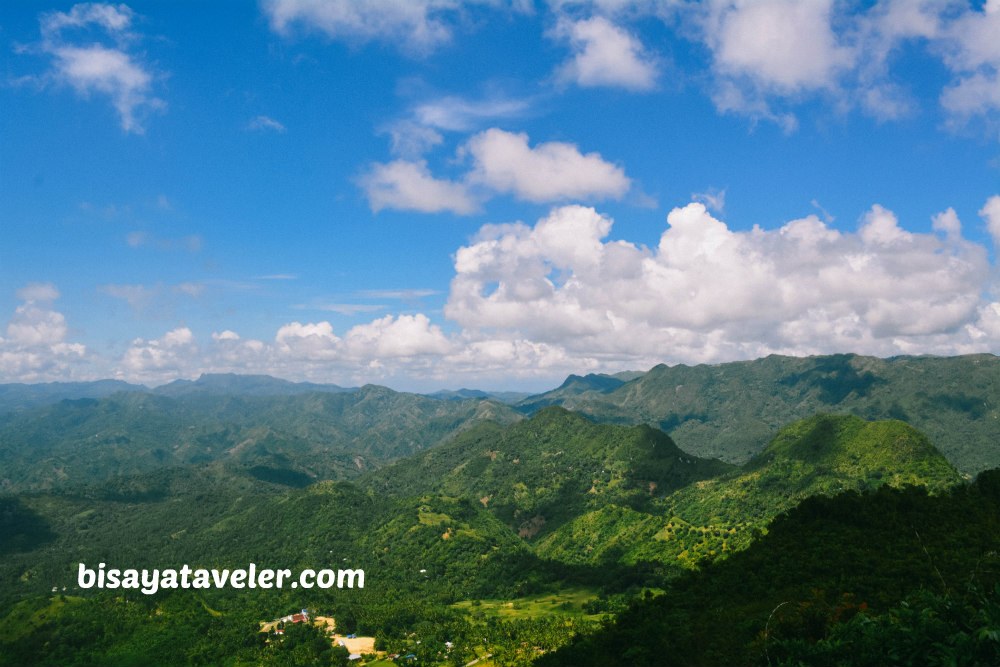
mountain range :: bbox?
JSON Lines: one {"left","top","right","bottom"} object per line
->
{"left": 1, "top": 352, "right": 998, "bottom": 666}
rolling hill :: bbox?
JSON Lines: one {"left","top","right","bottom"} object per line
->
{"left": 364, "top": 406, "right": 733, "bottom": 540}
{"left": 534, "top": 414, "right": 963, "bottom": 568}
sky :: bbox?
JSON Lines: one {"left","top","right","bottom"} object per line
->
{"left": 1, "top": 0, "right": 999, "bottom": 392}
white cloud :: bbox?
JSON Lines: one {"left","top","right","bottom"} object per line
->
{"left": 4, "top": 198, "right": 999, "bottom": 389}
{"left": 355, "top": 288, "right": 439, "bottom": 300}
{"left": 212, "top": 330, "right": 241, "bottom": 342}
{"left": 275, "top": 321, "right": 342, "bottom": 361}
{"left": 262, "top": 0, "right": 465, "bottom": 55}
{"left": 937, "top": 2, "right": 1000, "bottom": 121}
{"left": 704, "top": 0, "right": 853, "bottom": 93}
{"left": 358, "top": 159, "right": 480, "bottom": 214}
{"left": 383, "top": 120, "right": 443, "bottom": 158}
{"left": 463, "top": 128, "right": 631, "bottom": 203}
{"left": 981, "top": 195, "right": 1000, "bottom": 247}
{"left": 1, "top": 285, "right": 87, "bottom": 381}
{"left": 859, "top": 0, "right": 1000, "bottom": 125}
{"left": 121, "top": 327, "right": 198, "bottom": 381}
{"left": 682, "top": 0, "right": 1000, "bottom": 129}
{"left": 859, "top": 204, "right": 913, "bottom": 246}
{"left": 6, "top": 304, "right": 69, "bottom": 347}
{"left": 30, "top": 3, "right": 165, "bottom": 133}
{"left": 40, "top": 3, "right": 136, "bottom": 36}
{"left": 443, "top": 198, "right": 997, "bottom": 366}
{"left": 343, "top": 314, "right": 451, "bottom": 358}
{"left": 932, "top": 206, "right": 962, "bottom": 240}
{"left": 553, "top": 16, "right": 659, "bottom": 91}
{"left": 98, "top": 281, "right": 203, "bottom": 315}
{"left": 248, "top": 115, "right": 287, "bottom": 133}
{"left": 173, "top": 282, "right": 205, "bottom": 298}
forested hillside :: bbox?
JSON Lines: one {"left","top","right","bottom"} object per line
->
{"left": 363, "top": 406, "right": 733, "bottom": 540}
{"left": 0, "top": 386, "right": 518, "bottom": 493}
{"left": 518, "top": 353, "right": 1000, "bottom": 474}
{"left": 541, "top": 472, "right": 1000, "bottom": 666}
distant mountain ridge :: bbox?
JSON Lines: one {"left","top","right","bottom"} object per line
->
{"left": 518, "top": 353, "right": 1000, "bottom": 475}
{"left": 150, "top": 373, "right": 353, "bottom": 397}
{"left": 0, "top": 379, "right": 146, "bottom": 413}
{"left": 0, "top": 385, "right": 520, "bottom": 493}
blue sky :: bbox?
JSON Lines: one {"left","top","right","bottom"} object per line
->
{"left": 2, "top": 0, "right": 999, "bottom": 391}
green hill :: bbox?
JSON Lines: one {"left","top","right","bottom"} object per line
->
{"left": 534, "top": 414, "right": 963, "bottom": 568}
{"left": 540, "top": 471, "right": 1000, "bottom": 667}
{"left": 521, "top": 353, "right": 1000, "bottom": 474}
{"left": 363, "top": 406, "right": 733, "bottom": 540}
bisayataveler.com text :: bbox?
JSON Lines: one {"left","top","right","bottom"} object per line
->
{"left": 78, "top": 562, "right": 364, "bottom": 595}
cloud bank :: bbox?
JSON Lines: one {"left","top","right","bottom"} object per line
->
{"left": 4, "top": 198, "right": 998, "bottom": 387}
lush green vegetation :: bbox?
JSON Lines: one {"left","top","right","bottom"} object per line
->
{"left": 518, "top": 353, "right": 1000, "bottom": 474}
{"left": 0, "top": 385, "right": 519, "bottom": 493}
{"left": 1, "top": 358, "right": 997, "bottom": 666}
{"left": 540, "top": 472, "right": 1000, "bottom": 666}
{"left": 364, "top": 406, "right": 732, "bottom": 541}
{"left": 533, "top": 413, "right": 961, "bottom": 569}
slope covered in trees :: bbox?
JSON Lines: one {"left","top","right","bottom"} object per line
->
{"left": 541, "top": 471, "right": 1000, "bottom": 666}
{"left": 363, "top": 406, "right": 733, "bottom": 540}
{"left": 519, "top": 353, "right": 1000, "bottom": 474}
{"left": 534, "top": 414, "right": 962, "bottom": 568}
{"left": 0, "top": 386, "right": 519, "bottom": 493}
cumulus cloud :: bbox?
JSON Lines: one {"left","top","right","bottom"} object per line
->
{"left": 3, "top": 198, "right": 999, "bottom": 389}
{"left": 342, "top": 314, "right": 451, "bottom": 358}
{"left": 361, "top": 127, "right": 632, "bottom": 212}
{"left": 462, "top": 128, "right": 631, "bottom": 203}
{"left": 980, "top": 194, "right": 1000, "bottom": 247}
{"left": 1, "top": 284, "right": 87, "bottom": 381}
{"left": 680, "top": 0, "right": 1000, "bottom": 129}
{"left": 552, "top": 16, "right": 660, "bottom": 91}
{"left": 704, "top": 0, "right": 853, "bottom": 93}
{"left": 28, "top": 3, "right": 165, "bottom": 133}
{"left": 357, "top": 159, "right": 480, "bottom": 214}
{"left": 444, "top": 198, "right": 997, "bottom": 365}
{"left": 121, "top": 327, "right": 198, "bottom": 381}
{"left": 937, "top": 1, "right": 1000, "bottom": 122}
